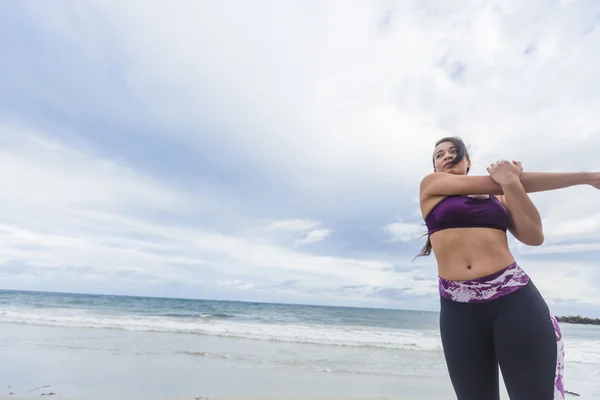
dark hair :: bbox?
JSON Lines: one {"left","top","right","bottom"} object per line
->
{"left": 415, "top": 137, "right": 470, "bottom": 258}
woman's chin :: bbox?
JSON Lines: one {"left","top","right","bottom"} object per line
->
{"left": 445, "top": 168, "right": 465, "bottom": 175}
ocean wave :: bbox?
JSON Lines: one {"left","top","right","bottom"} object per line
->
{"left": 0, "top": 306, "right": 442, "bottom": 352}
{"left": 156, "top": 312, "right": 235, "bottom": 319}
{"left": 1, "top": 306, "right": 599, "bottom": 365}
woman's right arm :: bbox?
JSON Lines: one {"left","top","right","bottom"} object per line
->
{"left": 420, "top": 171, "right": 600, "bottom": 198}
{"left": 420, "top": 172, "right": 504, "bottom": 198}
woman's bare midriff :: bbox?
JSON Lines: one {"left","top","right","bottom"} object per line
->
{"left": 430, "top": 228, "right": 516, "bottom": 281}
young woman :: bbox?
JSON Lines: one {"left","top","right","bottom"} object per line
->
{"left": 418, "top": 136, "right": 599, "bottom": 400}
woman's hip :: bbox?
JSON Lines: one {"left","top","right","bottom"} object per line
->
{"left": 438, "top": 261, "right": 531, "bottom": 304}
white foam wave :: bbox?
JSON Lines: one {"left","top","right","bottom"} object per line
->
{"left": 0, "top": 306, "right": 441, "bottom": 352}
{"left": 565, "top": 339, "right": 600, "bottom": 365}
{"left": 1, "top": 306, "right": 599, "bottom": 364}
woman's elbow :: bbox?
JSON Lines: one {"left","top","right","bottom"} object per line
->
{"left": 523, "top": 229, "right": 545, "bottom": 246}
{"left": 513, "top": 225, "right": 544, "bottom": 246}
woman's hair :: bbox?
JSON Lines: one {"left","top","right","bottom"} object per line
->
{"left": 415, "top": 136, "right": 470, "bottom": 258}
{"left": 415, "top": 233, "right": 434, "bottom": 258}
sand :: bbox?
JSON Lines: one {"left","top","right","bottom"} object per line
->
{"left": 0, "top": 395, "right": 422, "bottom": 400}
{"left": 0, "top": 397, "right": 409, "bottom": 400}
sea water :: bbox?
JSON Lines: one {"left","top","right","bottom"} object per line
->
{"left": 1, "top": 290, "right": 599, "bottom": 399}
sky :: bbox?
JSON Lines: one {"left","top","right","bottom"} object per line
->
{"left": 1, "top": 0, "right": 600, "bottom": 317}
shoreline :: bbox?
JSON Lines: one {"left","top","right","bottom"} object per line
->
{"left": 556, "top": 316, "right": 600, "bottom": 325}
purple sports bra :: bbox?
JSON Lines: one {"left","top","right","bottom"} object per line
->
{"left": 425, "top": 195, "right": 509, "bottom": 235}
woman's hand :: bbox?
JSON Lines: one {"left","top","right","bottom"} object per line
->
{"left": 487, "top": 160, "right": 523, "bottom": 186}
{"left": 512, "top": 160, "right": 523, "bottom": 173}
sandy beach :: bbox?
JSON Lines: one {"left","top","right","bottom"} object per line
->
{"left": 0, "top": 393, "right": 596, "bottom": 400}
{"left": 0, "top": 397, "right": 427, "bottom": 400}
{"left": 0, "top": 394, "right": 455, "bottom": 400}
{"left": 3, "top": 397, "right": 414, "bottom": 400}
{"left": 0, "top": 395, "right": 452, "bottom": 399}
{"left": 0, "top": 397, "right": 416, "bottom": 400}
{"left": 5, "top": 396, "right": 461, "bottom": 399}
{"left": 0, "top": 320, "right": 458, "bottom": 400}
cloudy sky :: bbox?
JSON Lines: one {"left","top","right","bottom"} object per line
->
{"left": 1, "top": 0, "right": 600, "bottom": 316}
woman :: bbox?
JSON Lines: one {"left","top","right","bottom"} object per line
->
{"left": 419, "top": 137, "right": 599, "bottom": 400}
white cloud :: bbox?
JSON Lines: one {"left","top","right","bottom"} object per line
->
{"left": 0, "top": 123, "right": 597, "bottom": 309}
{"left": 385, "top": 221, "right": 425, "bottom": 242}
{"left": 516, "top": 242, "right": 600, "bottom": 255}
{"left": 265, "top": 219, "right": 332, "bottom": 246}
{"left": 2, "top": 1, "right": 600, "bottom": 311}
{"left": 523, "top": 259, "right": 600, "bottom": 306}
{"left": 11, "top": 1, "right": 600, "bottom": 214}
{"left": 217, "top": 280, "right": 255, "bottom": 291}
{"left": 0, "top": 128, "right": 402, "bottom": 303}
{"left": 296, "top": 229, "right": 332, "bottom": 245}
{"left": 9, "top": 2, "right": 600, "bottom": 185}
{"left": 0, "top": 123, "right": 185, "bottom": 212}
{"left": 541, "top": 194, "right": 600, "bottom": 241}
{"left": 266, "top": 219, "right": 321, "bottom": 232}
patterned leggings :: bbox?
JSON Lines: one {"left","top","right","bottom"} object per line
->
{"left": 439, "top": 262, "right": 564, "bottom": 400}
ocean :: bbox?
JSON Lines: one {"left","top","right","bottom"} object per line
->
{"left": 1, "top": 289, "right": 599, "bottom": 399}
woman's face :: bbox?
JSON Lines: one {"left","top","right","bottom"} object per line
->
{"left": 433, "top": 141, "right": 470, "bottom": 175}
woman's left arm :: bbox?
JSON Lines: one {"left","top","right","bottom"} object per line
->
{"left": 497, "top": 179, "right": 544, "bottom": 246}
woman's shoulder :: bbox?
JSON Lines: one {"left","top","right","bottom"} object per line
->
{"left": 420, "top": 194, "right": 449, "bottom": 220}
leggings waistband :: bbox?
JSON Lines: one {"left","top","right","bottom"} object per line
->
{"left": 438, "top": 262, "right": 530, "bottom": 303}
